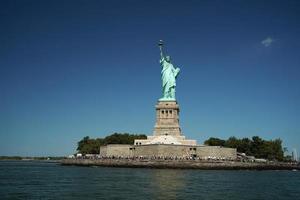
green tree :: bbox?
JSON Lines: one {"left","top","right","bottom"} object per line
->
{"left": 204, "top": 135, "right": 285, "bottom": 161}
{"left": 204, "top": 137, "right": 225, "bottom": 146}
{"left": 251, "top": 136, "right": 264, "bottom": 158}
{"left": 224, "top": 136, "right": 240, "bottom": 149}
{"left": 239, "top": 138, "right": 252, "bottom": 155}
{"left": 77, "top": 136, "right": 104, "bottom": 154}
{"left": 76, "top": 133, "right": 147, "bottom": 154}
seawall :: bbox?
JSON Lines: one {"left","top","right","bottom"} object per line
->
{"left": 61, "top": 159, "right": 300, "bottom": 170}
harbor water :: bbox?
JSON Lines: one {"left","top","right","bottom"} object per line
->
{"left": 0, "top": 160, "right": 299, "bottom": 199}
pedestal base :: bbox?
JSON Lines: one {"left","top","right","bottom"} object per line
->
{"left": 134, "top": 100, "right": 197, "bottom": 146}
{"left": 153, "top": 101, "right": 181, "bottom": 136}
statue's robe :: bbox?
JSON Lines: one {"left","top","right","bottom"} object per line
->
{"left": 160, "top": 57, "right": 180, "bottom": 99}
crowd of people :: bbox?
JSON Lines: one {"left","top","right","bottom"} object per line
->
{"left": 74, "top": 154, "right": 236, "bottom": 161}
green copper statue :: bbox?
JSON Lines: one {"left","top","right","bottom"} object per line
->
{"left": 158, "top": 40, "right": 180, "bottom": 101}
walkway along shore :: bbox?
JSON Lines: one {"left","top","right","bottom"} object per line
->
{"left": 61, "top": 159, "right": 300, "bottom": 170}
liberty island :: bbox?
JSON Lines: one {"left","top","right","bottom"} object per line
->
{"left": 62, "top": 41, "right": 299, "bottom": 170}
{"left": 95, "top": 40, "right": 236, "bottom": 159}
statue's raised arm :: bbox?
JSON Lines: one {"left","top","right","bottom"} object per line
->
{"left": 158, "top": 40, "right": 164, "bottom": 60}
{"left": 157, "top": 40, "right": 180, "bottom": 101}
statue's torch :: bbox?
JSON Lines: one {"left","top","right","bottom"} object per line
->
{"left": 158, "top": 40, "right": 164, "bottom": 57}
{"left": 158, "top": 40, "right": 163, "bottom": 50}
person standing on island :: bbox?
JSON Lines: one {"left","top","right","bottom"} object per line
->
{"left": 158, "top": 40, "right": 180, "bottom": 101}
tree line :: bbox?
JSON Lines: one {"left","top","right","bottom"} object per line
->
{"left": 77, "top": 133, "right": 147, "bottom": 154}
{"left": 204, "top": 136, "right": 285, "bottom": 161}
{"left": 77, "top": 133, "right": 286, "bottom": 161}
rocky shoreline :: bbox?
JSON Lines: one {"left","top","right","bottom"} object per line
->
{"left": 61, "top": 159, "right": 300, "bottom": 170}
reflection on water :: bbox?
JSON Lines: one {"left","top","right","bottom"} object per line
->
{"left": 150, "top": 169, "right": 186, "bottom": 200}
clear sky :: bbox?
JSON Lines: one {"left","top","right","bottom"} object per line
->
{"left": 1, "top": 0, "right": 299, "bottom": 156}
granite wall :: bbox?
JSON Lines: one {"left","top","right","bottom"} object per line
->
{"left": 100, "top": 144, "right": 132, "bottom": 157}
{"left": 197, "top": 146, "right": 237, "bottom": 159}
{"left": 100, "top": 144, "right": 237, "bottom": 159}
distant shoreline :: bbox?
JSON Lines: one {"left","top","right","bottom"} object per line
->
{"left": 0, "top": 156, "right": 65, "bottom": 161}
{"left": 61, "top": 159, "right": 300, "bottom": 170}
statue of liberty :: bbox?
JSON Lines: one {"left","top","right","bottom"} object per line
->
{"left": 158, "top": 40, "right": 180, "bottom": 101}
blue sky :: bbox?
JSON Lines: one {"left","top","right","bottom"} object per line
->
{"left": 0, "top": 0, "right": 299, "bottom": 156}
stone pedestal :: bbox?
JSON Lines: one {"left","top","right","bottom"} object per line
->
{"left": 134, "top": 100, "right": 197, "bottom": 146}
{"left": 153, "top": 101, "right": 181, "bottom": 136}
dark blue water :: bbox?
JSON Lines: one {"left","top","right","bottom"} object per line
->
{"left": 0, "top": 161, "right": 299, "bottom": 200}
